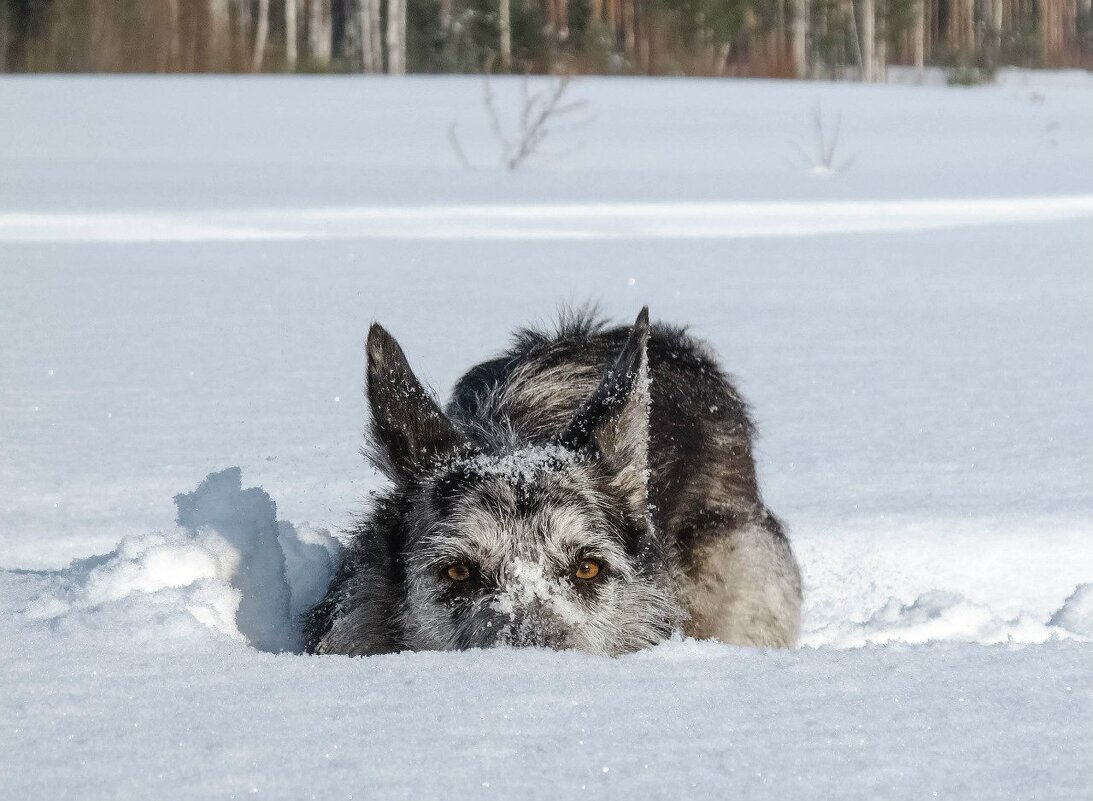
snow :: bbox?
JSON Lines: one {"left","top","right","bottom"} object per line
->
{"left": 18, "top": 467, "right": 1091, "bottom": 656}
{"left": 1051, "top": 584, "right": 1093, "bottom": 638}
{"left": 5, "top": 195, "right": 1093, "bottom": 242}
{"left": 460, "top": 445, "right": 578, "bottom": 483}
{"left": 24, "top": 468, "right": 339, "bottom": 653}
{"left": 4, "top": 589, "right": 1087, "bottom": 800}
{"left": 1, "top": 72, "right": 1091, "bottom": 799}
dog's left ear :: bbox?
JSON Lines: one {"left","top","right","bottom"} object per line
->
{"left": 558, "top": 307, "right": 651, "bottom": 517}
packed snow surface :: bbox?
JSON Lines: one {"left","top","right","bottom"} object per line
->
{"left": 6, "top": 195, "right": 1093, "bottom": 242}
{"left": 1, "top": 73, "right": 1091, "bottom": 799}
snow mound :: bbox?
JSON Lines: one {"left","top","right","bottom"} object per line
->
{"left": 804, "top": 589, "right": 1091, "bottom": 648}
{"left": 27, "top": 468, "right": 340, "bottom": 652}
{"left": 1049, "top": 583, "right": 1093, "bottom": 637}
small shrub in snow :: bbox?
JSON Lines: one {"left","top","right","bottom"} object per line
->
{"left": 449, "top": 66, "right": 590, "bottom": 171}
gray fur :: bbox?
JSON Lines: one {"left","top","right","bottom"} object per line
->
{"left": 305, "top": 308, "right": 801, "bottom": 655}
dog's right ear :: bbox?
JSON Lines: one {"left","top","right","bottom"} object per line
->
{"left": 557, "top": 307, "right": 651, "bottom": 519}
{"left": 366, "top": 323, "right": 468, "bottom": 486}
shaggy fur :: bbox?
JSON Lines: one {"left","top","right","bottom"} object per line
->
{"left": 304, "top": 308, "right": 802, "bottom": 656}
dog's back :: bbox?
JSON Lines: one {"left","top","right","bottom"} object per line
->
{"left": 449, "top": 313, "right": 802, "bottom": 647}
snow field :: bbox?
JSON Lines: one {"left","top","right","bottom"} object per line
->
{"left": 1, "top": 72, "right": 1091, "bottom": 799}
{"left": 4, "top": 585, "right": 1086, "bottom": 801}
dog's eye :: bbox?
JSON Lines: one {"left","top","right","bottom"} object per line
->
{"left": 574, "top": 559, "right": 602, "bottom": 581}
{"left": 445, "top": 563, "right": 472, "bottom": 582}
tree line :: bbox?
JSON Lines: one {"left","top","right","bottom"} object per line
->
{"left": 1, "top": 0, "right": 1090, "bottom": 77}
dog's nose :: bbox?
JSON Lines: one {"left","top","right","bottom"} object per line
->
{"left": 495, "top": 603, "right": 559, "bottom": 648}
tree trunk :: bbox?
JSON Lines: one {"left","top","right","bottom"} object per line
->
{"left": 623, "top": 0, "right": 636, "bottom": 57}
{"left": 309, "top": 0, "right": 332, "bottom": 68}
{"left": 360, "top": 0, "right": 382, "bottom": 72}
{"left": 638, "top": 20, "right": 651, "bottom": 72}
{"left": 948, "top": 0, "right": 975, "bottom": 54}
{"left": 716, "top": 41, "right": 732, "bottom": 76}
{"left": 875, "top": 1, "right": 886, "bottom": 81}
{"left": 965, "top": 0, "right": 976, "bottom": 52}
{"left": 438, "top": 0, "right": 453, "bottom": 60}
{"left": 499, "top": 0, "right": 512, "bottom": 71}
{"left": 927, "top": 0, "right": 938, "bottom": 61}
{"left": 1040, "top": 0, "right": 1062, "bottom": 65}
{"left": 791, "top": 0, "right": 809, "bottom": 78}
{"left": 860, "top": 0, "right": 875, "bottom": 81}
{"left": 1063, "top": 0, "right": 1077, "bottom": 47}
{"left": 165, "top": 0, "right": 181, "bottom": 71}
{"left": 386, "top": 0, "right": 406, "bottom": 73}
{"left": 0, "top": 1, "right": 9, "bottom": 72}
{"left": 990, "top": 0, "right": 1004, "bottom": 49}
{"left": 234, "top": 0, "right": 251, "bottom": 47}
{"left": 285, "top": 0, "right": 298, "bottom": 71}
{"left": 343, "top": 0, "right": 362, "bottom": 67}
{"left": 773, "top": 0, "right": 786, "bottom": 69}
{"left": 232, "top": 0, "right": 251, "bottom": 69}
{"left": 912, "top": 0, "right": 925, "bottom": 76}
{"left": 369, "top": 0, "right": 382, "bottom": 71}
{"left": 252, "top": 0, "right": 270, "bottom": 71}
{"left": 206, "top": 0, "right": 231, "bottom": 71}
{"left": 557, "top": 0, "right": 570, "bottom": 40}
{"left": 845, "top": 0, "right": 864, "bottom": 79}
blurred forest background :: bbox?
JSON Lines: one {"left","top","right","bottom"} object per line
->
{"left": 1, "top": 0, "right": 1090, "bottom": 78}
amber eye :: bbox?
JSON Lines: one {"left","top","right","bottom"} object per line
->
{"left": 574, "top": 559, "right": 602, "bottom": 581}
{"left": 445, "top": 563, "right": 472, "bottom": 582}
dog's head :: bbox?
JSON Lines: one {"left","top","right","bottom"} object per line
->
{"left": 365, "top": 309, "right": 676, "bottom": 655}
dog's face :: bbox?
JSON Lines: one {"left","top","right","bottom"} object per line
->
{"left": 400, "top": 446, "right": 674, "bottom": 654}
{"left": 366, "top": 310, "right": 677, "bottom": 655}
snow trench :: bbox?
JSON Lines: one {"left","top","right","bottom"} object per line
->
{"left": 22, "top": 469, "right": 1092, "bottom": 654}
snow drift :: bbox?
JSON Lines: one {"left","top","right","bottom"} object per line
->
{"left": 27, "top": 468, "right": 340, "bottom": 652}
{"left": 22, "top": 469, "right": 1089, "bottom": 654}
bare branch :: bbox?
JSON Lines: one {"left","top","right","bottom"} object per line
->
{"left": 480, "top": 55, "right": 513, "bottom": 166}
{"left": 447, "top": 122, "right": 472, "bottom": 170}
{"left": 795, "top": 102, "right": 855, "bottom": 175}
{"left": 503, "top": 71, "right": 584, "bottom": 171}
{"left": 450, "top": 64, "right": 588, "bottom": 172}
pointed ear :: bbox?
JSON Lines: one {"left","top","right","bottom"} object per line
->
{"left": 558, "top": 307, "right": 651, "bottom": 517}
{"left": 366, "top": 323, "right": 467, "bottom": 486}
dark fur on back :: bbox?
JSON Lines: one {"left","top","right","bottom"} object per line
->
{"left": 305, "top": 308, "right": 801, "bottom": 655}
{"left": 450, "top": 310, "right": 761, "bottom": 549}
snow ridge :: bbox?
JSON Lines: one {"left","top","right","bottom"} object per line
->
{"left": 5, "top": 195, "right": 1093, "bottom": 243}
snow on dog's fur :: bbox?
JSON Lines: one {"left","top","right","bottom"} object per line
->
{"left": 305, "top": 308, "right": 801, "bottom": 656}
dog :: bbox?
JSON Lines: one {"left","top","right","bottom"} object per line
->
{"left": 304, "top": 308, "right": 801, "bottom": 655}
